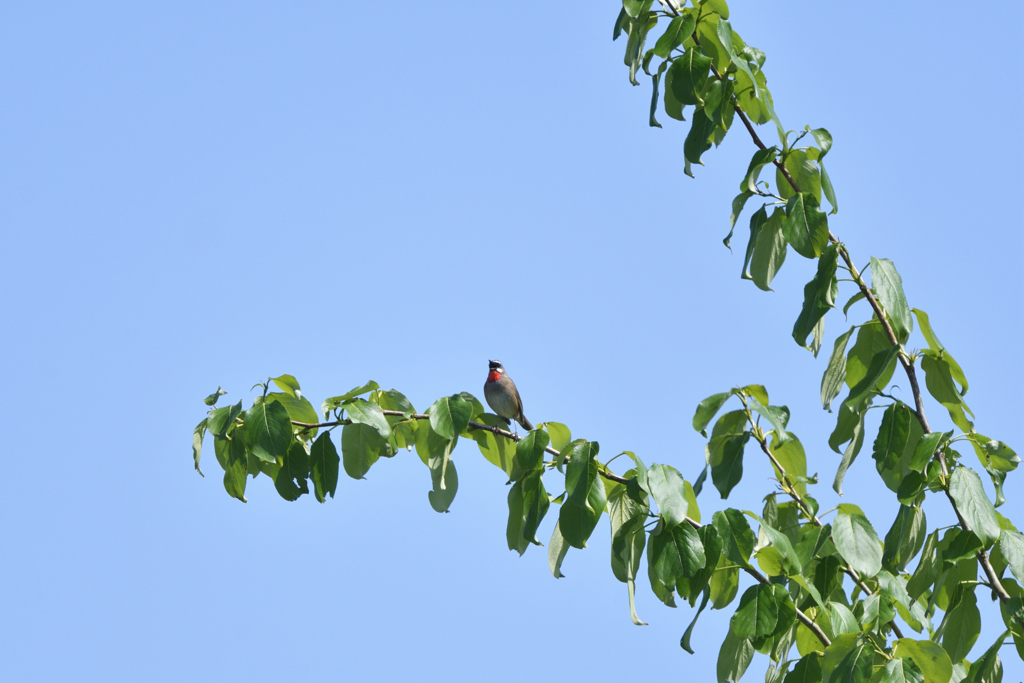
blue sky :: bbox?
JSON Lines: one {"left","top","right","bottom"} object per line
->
{"left": 2, "top": 1, "right": 1022, "bottom": 680}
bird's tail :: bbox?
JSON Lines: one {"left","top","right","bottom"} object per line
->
{"left": 517, "top": 415, "right": 534, "bottom": 431}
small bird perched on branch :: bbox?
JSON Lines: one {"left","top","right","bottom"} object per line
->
{"left": 483, "top": 360, "right": 533, "bottom": 433}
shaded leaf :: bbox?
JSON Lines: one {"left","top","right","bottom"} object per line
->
{"left": 309, "top": 431, "right": 340, "bottom": 503}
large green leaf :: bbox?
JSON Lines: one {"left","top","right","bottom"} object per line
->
{"left": 208, "top": 400, "right": 243, "bottom": 437}
{"left": 869, "top": 258, "right": 913, "bottom": 342}
{"left": 776, "top": 149, "right": 821, "bottom": 203}
{"left": 784, "top": 654, "right": 822, "bottom": 683}
{"left": 272, "top": 441, "right": 310, "bottom": 501}
{"left": 717, "top": 626, "right": 754, "bottom": 683}
{"left": 750, "top": 206, "right": 788, "bottom": 291}
{"left": 871, "top": 402, "right": 922, "bottom": 493}
{"left": 711, "top": 433, "right": 750, "bottom": 498}
{"left": 819, "top": 327, "right": 853, "bottom": 413}
{"left": 270, "top": 374, "right": 301, "bottom": 397}
{"left": 565, "top": 441, "right": 600, "bottom": 507}
{"left": 650, "top": 521, "right": 706, "bottom": 585}
{"left": 427, "top": 446, "right": 458, "bottom": 513}
{"left": 892, "top": 639, "right": 953, "bottom": 683}
{"left": 548, "top": 521, "right": 569, "bottom": 578}
{"left": 466, "top": 413, "right": 517, "bottom": 475}
{"left": 713, "top": 508, "right": 755, "bottom": 568}
{"left": 217, "top": 435, "right": 247, "bottom": 502}
{"left": 820, "top": 634, "right": 870, "bottom": 683}
{"left": 512, "top": 428, "right": 550, "bottom": 480}
{"left": 646, "top": 463, "right": 689, "bottom": 527}
{"left": 506, "top": 480, "right": 530, "bottom": 555}
{"left": 558, "top": 472, "right": 606, "bottom": 549}
{"left": 830, "top": 400, "right": 868, "bottom": 495}
{"left": 845, "top": 346, "right": 898, "bottom": 411}
{"left": 921, "top": 354, "right": 974, "bottom": 432}
{"left": 948, "top": 467, "right": 1000, "bottom": 547}
{"left": 653, "top": 14, "right": 695, "bottom": 58}
{"left": 342, "top": 398, "right": 392, "bottom": 440}
{"left": 309, "top": 431, "right": 339, "bottom": 503}
{"left": 912, "top": 309, "right": 968, "bottom": 394}
{"left": 845, "top": 321, "right": 896, "bottom": 391}
{"left": 999, "top": 529, "right": 1024, "bottom": 584}
{"left": 731, "top": 584, "right": 778, "bottom": 639}
{"left": 939, "top": 585, "right": 979, "bottom": 664}
{"left": 244, "top": 400, "right": 294, "bottom": 463}
{"left": 428, "top": 394, "right": 472, "bottom": 440}
{"left": 669, "top": 47, "right": 712, "bottom": 105}
{"left": 831, "top": 508, "right": 882, "bottom": 577}
{"left": 882, "top": 505, "right": 926, "bottom": 573}
{"left": 341, "top": 422, "right": 387, "bottom": 479}
{"left": 792, "top": 243, "right": 839, "bottom": 351}
{"left": 683, "top": 106, "right": 716, "bottom": 171}
{"left": 769, "top": 432, "right": 807, "bottom": 496}
{"left": 519, "top": 470, "right": 549, "bottom": 545}
{"left": 745, "top": 512, "right": 799, "bottom": 575}
{"left": 783, "top": 193, "right": 829, "bottom": 259}
{"left": 693, "top": 391, "right": 732, "bottom": 437}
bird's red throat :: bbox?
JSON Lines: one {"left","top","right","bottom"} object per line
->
{"left": 487, "top": 371, "right": 501, "bottom": 383}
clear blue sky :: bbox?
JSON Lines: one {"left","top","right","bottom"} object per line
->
{"left": 3, "top": 1, "right": 1022, "bottom": 680}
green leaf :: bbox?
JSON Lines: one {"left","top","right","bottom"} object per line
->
{"left": 831, "top": 509, "right": 882, "bottom": 577}
{"left": 669, "top": 47, "right": 712, "bottom": 105}
{"left": 427, "top": 445, "right": 459, "bottom": 513}
{"left": 948, "top": 467, "right": 1000, "bottom": 547}
{"left": 745, "top": 512, "right": 799, "bottom": 575}
{"left": 321, "top": 380, "right": 380, "bottom": 417}
{"left": 748, "top": 207, "right": 788, "bottom": 292}
{"left": 683, "top": 106, "right": 716, "bottom": 171}
{"left": 999, "top": 529, "right": 1024, "bottom": 584}
{"left": 821, "top": 327, "right": 854, "bottom": 411}
{"left": 939, "top": 585, "right": 979, "bottom": 664}
{"left": 911, "top": 431, "right": 949, "bottom": 473}
{"left": 565, "top": 441, "right": 599, "bottom": 507}
{"left": 830, "top": 601, "right": 860, "bottom": 635}
{"left": 559, "top": 472, "right": 606, "bottom": 549}
{"left": 740, "top": 147, "right": 778, "bottom": 193}
{"left": 341, "top": 422, "right": 387, "bottom": 479}
{"left": 342, "top": 398, "right": 392, "bottom": 440}
{"left": 678, "top": 525, "right": 722, "bottom": 604}
{"left": 907, "top": 531, "right": 941, "bottom": 602}
{"left": 466, "top": 413, "right": 517, "bottom": 475}
{"left": 653, "top": 14, "right": 695, "bottom": 58}
{"left": 513, "top": 429, "right": 550, "bottom": 479}
{"left": 244, "top": 400, "right": 294, "bottom": 463}
{"left": 962, "top": 632, "right": 1005, "bottom": 683}
{"left": 740, "top": 205, "right": 767, "bottom": 279}
{"left": 650, "top": 521, "right": 706, "bottom": 586}
{"left": 820, "top": 634, "right": 870, "bottom": 683}
{"left": 710, "top": 561, "right": 739, "bottom": 609}
{"left": 893, "top": 639, "right": 952, "bottom": 683}
{"left": 711, "top": 432, "right": 750, "bottom": 498}
{"left": 713, "top": 508, "right": 755, "bottom": 568}
{"left": 309, "top": 431, "right": 340, "bottom": 503}
{"left": 192, "top": 418, "right": 208, "bottom": 476}
{"left": 519, "top": 470, "right": 549, "bottom": 545}
{"left": 784, "top": 654, "right": 822, "bottom": 683}
{"left": 208, "top": 400, "right": 243, "bottom": 437}
{"left": 732, "top": 584, "right": 779, "bottom": 639}
{"left": 783, "top": 193, "right": 829, "bottom": 259}
{"left": 218, "top": 435, "right": 247, "bottom": 502}
{"left": 548, "top": 521, "right": 569, "bottom": 578}
{"left": 270, "top": 374, "right": 301, "bottom": 398}
{"left": 647, "top": 463, "right": 689, "bottom": 527}
{"left": 729, "top": 191, "right": 754, "bottom": 242}
{"left": 872, "top": 402, "right": 923, "bottom": 493}
{"left": 912, "top": 309, "right": 968, "bottom": 394}
{"left": 506, "top": 480, "right": 530, "bottom": 555}
{"left": 792, "top": 243, "right": 839, "bottom": 350}
{"left": 203, "top": 387, "right": 227, "bottom": 406}
{"left": 777, "top": 149, "right": 821, "bottom": 203}
{"left": 921, "top": 354, "right": 974, "bottom": 433}
{"left": 648, "top": 71, "right": 662, "bottom": 128}
{"left": 680, "top": 588, "right": 710, "bottom": 653}
{"left": 543, "top": 421, "right": 571, "bottom": 453}
{"left": 844, "top": 347, "right": 899, "bottom": 410}
{"left": 716, "top": 627, "right": 754, "bottom": 683}
{"left": 693, "top": 391, "right": 732, "bottom": 437}
{"left": 268, "top": 393, "right": 320, "bottom": 440}
{"left": 272, "top": 441, "right": 310, "bottom": 501}
{"left": 428, "top": 394, "right": 472, "bottom": 440}
{"left": 874, "top": 658, "right": 925, "bottom": 683}
{"left": 769, "top": 432, "right": 807, "bottom": 496}
{"left": 831, "top": 400, "right": 868, "bottom": 495}
{"left": 705, "top": 0, "right": 729, "bottom": 19}
{"left": 869, "top": 258, "right": 913, "bottom": 342}
{"left": 882, "top": 505, "right": 926, "bottom": 573}
{"left": 846, "top": 320, "right": 897, "bottom": 391}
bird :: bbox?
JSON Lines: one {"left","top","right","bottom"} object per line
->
{"left": 483, "top": 360, "right": 534, "bottom": 433}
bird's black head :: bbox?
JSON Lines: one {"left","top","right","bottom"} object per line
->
{"left": 488, "top": 360, "right": 503, "bottom": 371}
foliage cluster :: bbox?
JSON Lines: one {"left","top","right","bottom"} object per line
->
{"left": 191, "top": 2, "right": 1022, "bottom": 680}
